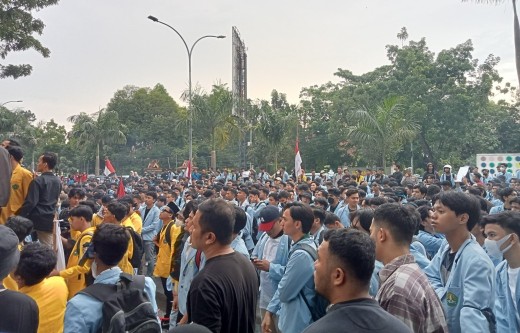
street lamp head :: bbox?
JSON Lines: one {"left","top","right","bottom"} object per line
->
{"left": 147, "top": 15, "right": 159, "bottom": 22}
{"left": 217, "top": 35, "right": 226, "bottom": 39}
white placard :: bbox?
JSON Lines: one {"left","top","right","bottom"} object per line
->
{"left": 455, "top": 166, "right": 470, "bottom": 182}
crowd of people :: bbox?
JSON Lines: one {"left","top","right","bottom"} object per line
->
{"left": 1, "top": 138, "right": 520, "bottom": 333}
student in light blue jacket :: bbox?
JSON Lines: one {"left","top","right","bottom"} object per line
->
{"left": 139, "top": 191, "right": 162, "bottom": 276}
{"left": 263, "top": 202, "right": 317, "bottom": 333}
{"left": 481, "top": 211, "right": 520, "bottom": 333}
{"left": 424, "top": 192, "right": 495, "bottom": 333}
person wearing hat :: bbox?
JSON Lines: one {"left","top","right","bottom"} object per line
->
{"left": 0, "top": 225, "right": 39, "bottom": 333}
{"left": 439, "top": 165, "right": 455, "bottom": 188}
{"left": 251, "top": 205, "right": 290, "bottom": 333}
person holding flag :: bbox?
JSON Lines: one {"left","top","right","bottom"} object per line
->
{"left": 104, "top": 157, "right": 116, "bottom": 177}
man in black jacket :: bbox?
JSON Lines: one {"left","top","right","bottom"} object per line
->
{"left": 19, "top": 152, "right": 61, "bottom": 248}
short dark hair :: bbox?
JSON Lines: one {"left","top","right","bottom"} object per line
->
{"left": 426, "top": 184, "right": 441, "bottom": 198}
{"left": 323, "top": 228, "right": 375, "bottom": 287}
{"left": 6, "top": 216, "right": 33, "bottom": 242}
{"left": 312, "top": 208, "right": 326, "bottom": 225}
{"left": 268, "top": 192, "right": 279, "bottom": 201}
{"left": 233, "top": 206, "right": 247, "bottom": 234}
{"left": 92, "top": 223, "right": 130, "bottom": 266}
{"left": 41, "top": 152, "right": 58, "bottom": 169}
{"left": 157, "top": 196, "right": 167, "bottom": 204}
{"left": 6, "top": 145, "right": 23, "bottom": 162}
{"left": 198, "top": 198, "right": 234, "bottom": 245}
{"left": 413, "top": 184, "right": 427, "bottom": 195}
{"left": 324, "top": 212, "right": 341, "bottom": 227}
{"left": 68, "top": 188, "right": 86, "bottom": 199}
{"left": 107, "top": 202, "right": 127, "bottom": 222}
{"left": 15, "top": 243, "right": 56, "bottom": 286}
{"left": 145, "top": 191, "right": 158, "bottom": 200}
{"left": 350, "top": 208, "right": 374, "bottom": 233}
{"left": 284, "top": 202, "right": 314, "bottom": 233}
{"left": 69, "top": 205, "right": 93, "bottom": 221}
{"left": 373, "top": 203, "right": 418, "bottom": 246}
{"left": 481, "top": 211, "right": 520, "bottom": 238}
{"left": 498, "top": 188, "right": 516, "bottom": 202}
{"left": 345, "top": 188, "right": 359, "bottom": 198}
{"left": 433, "top": 191, "right": 482, "bottom": 231}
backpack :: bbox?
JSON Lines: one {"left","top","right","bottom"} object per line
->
{"left": 126, "top": 227, "right": 144, "bottom": 270}
{"left": 245, "top": 203, "right": 264, "bottom": 244}
{"left": 80, "top": 273, "right": 161, "bottom": 333}
{"left": 289, "top": 243, "right": 329, "bottom": 322}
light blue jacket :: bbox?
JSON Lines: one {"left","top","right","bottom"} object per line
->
{"left": 417, "top": 230, "right": 445, "bottom": 259}
{"left": 252, "top": 233, "right": 290, "bottom": 291}
{"left": 267, "top": 237, "right": 316, "bottom": 333}
{"left": 327, "top": 201, "right": 345, "bottom": 215}
{"left": 64, "top": 267, "right": 158, "bottom": 333}
{"left": 139, "top": 205, "right": 161, "bottom": 241}
{"left": 369, "top": 260, "right": 384, "bottom": 297}
{"left": 490, "top": 204, "right": 505, "bottom": 215}
{"left": 178, "top": 238, "right": 206, "bottom": 316}
{"left": 336, "top": 204, "right": 360, "bottom": 228}
{"left": 231, "top": 235, "right": 250, "bottom": 258}
{"left": 495, "top": 260, "right": 520, "bottom": 332}
{"left": 424, "top": 237, "right": 495, "bottom": 333}
{"left": 410, "top": 240, "right": 431, "bottom": 270}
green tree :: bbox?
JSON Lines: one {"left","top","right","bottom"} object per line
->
{"left": 0, "top": 0, "right": 59, "bottom": 79}
{"left": 348, "top": 97, "right": 419, "bottom": 169}
{"left": 68, "top": 110, "right": 127, "bottom": 175}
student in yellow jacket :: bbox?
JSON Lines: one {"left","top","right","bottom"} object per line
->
{"left": 53, "top": 205, "right": 96, "bottom": 299}
{"left": 0, "top": 146, "right": 33, "bottom": 224}
{"left": 119, "top": 195, "right": 143, "bottom": 234}
{"left": 103, "top": 202, "right": 134, "bottom": 274}
{"left": 15, "top": 243, "right": 68, "bottom": 333}
{"left": 153, "top": 205, "right": 181, "bottom": 324}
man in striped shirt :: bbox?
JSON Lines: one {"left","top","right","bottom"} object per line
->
{"left": 370, "top": 203, "right": 447, "bottom": 333}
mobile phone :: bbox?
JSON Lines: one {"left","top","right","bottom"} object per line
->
{"left": 250, "top": 257, "right": 257, "bottom": 262}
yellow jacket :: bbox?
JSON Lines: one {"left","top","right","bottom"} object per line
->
{"left": 118, "top": 220, "right": 135, "bottom": 274}
{"left": 20, "top": 276, "right": 68, "bottom": 333}
{"left": 0, "top": 164, "right": 33, "bottom": 224}
{"left": 153, "top": 220, "right": 181, "bottom": 278}
{"left": 60, "top": 226, "right": 96, "bottom": 299}
{"left": 130, "top": 212, "right": 142, "bottom": 234}
{"left": 92, "top": 213, "right": 103, "bottom": 228}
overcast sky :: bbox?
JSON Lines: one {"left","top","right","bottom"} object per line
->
{"left": 0, "top": 0, "right": 515, "bottom": 129}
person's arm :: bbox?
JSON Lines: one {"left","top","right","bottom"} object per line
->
{"left": 63, "top": 301, "right": 89, "bottom": 333}
{"left": 423, "top": 247, "right": 445, "bottom": 297}
{"left": 459, "top": 257, "right": 495, "bottom": 332}
{"left": 19, "top": 178, "right": 38, "bottom": 217}
{"left": 277, "top": 250, "right": 314, "bottom": 303}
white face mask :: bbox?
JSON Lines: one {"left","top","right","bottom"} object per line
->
{"left": 484, "top": 234, "right": 513, "bottom": 261}
{"left": 91, "top": 260, "right": 99, "bottom": 279}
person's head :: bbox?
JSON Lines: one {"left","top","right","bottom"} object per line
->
{"left": 314, "top": 228, "right": 375, "bottom": 302}
{"left": 159, "top": 205, "right": 175, "bottom": 221}
{"left": 225, "top": 188, "right": 237, "bottom": 201}
{"left": 431, "top": 191, "right": 482, "bottom": 234}
{"left": 237, "top": 188, "right": 248, "bottom": 203}
{"left": 0, "top": 225, "right": 21, "bottom": 280}
{"left": 281, "top": 202, "right": 314, "bottom": 240}
{"left": 69, "top": 205, "right": 93, "bottom": 231}
{"left": 417, "top": 205, "right": 434, "bottom": 233}
{"left": 350, "top": 209, "right": 374, "bottom": 234}
{"left": 370, "top": 182, "right": 381, "bottom": 194}
{"left": 92, "top": 223, "right": 130, "bottom": 270}
{"left": 190, "top": 198, "right": 234, "bottom": 250}
{"left": 258, "top": 205, "right": 283, "bottom": 237}
{"left": 482, "top": 211, "right": 520, "bottom": 261}
{"left": 156, "top": 196, "right": 167, "bottom": 208}
{"left": 344, "top": 188, "right": 359, "bottom": 207}
{"left": 498, "top": 188, "right": 517, "bottom": 204}
{"left": 426, "top": 184, "right": 441, "bottom": 199}
{"left": 144, "top": 191, "right": 157, "bottom": 207}
{"left": 324, "top": 212, "right": 343, "bottom": 230}
{"left": 511, "top": 197, "right": 520, "bottom": 212}
{"left": 300, "top": 191, "right": 313, "bottom": 204}
{"left": 248, "top": 189, "right": 260, "bottom": 204}
{"left": 104, "top": 201, "right": 127, "bottom": 223}
{"left": 37, "top": 152, "right": 58, "bottom": 172}
{"left": 443, "top": 165, "right": 452, "bottom": 174}
{"left": 5, "top": 216, "right": 33, "bottom": 243}
{"left": 232, "top": 206, "right": 247, "bottom": 235}
{"left": 6, "top": 145, "right": 23, "bottom": 165}
{"left": 14, "top": 243, "right": 56, "bottom": 287}
{"left": 268, "top": 192, "right": 279, "bottom": 206}
{"left": 182, "top": 200, "right": 199, "bottom": 233}
{"left": 412, "top": 184, "right": 426, "bottom": 199}
{"left": 327, "top": 188, "right": 341, "bottom": 206}
{"left": 313, "top": 197, "right": 329, "bottom": 210}
{"left": 312, "top": 207, "right": 326, "bottom": 233}
{"left": 1, "top": 138, "right": 20, "bottom": 148}
{"left": 68, "top": 188, "right": 86, "bottom": 208}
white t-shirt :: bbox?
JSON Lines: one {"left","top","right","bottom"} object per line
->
{"left": 259, "top": 236, "right": 282, "bottom": 309}
{"left": 508, "top": 266, "right": 520, "bottom": 311}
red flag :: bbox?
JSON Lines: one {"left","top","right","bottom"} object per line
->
{"left": 117, "top": 177, "right": 125, "bottom": 198}
{"left": 104, "top": 158, "right": 116, "bottom": 176}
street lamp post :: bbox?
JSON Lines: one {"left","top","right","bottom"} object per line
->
{"left": 147, "top": 15, "right": 225, "bottom": 175}
{"left": 1, "top": 100, "right": 23, "bottom": 106}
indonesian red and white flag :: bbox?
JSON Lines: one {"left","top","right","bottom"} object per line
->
{"left": 295, "top": 140, "right": 302, "bottom": 178}
{"left": 104, "top": 158, "right": 116, "bottom": 176}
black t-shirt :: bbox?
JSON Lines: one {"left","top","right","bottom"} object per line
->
{"left": 303, "top": 298, "right": 412, "bottom": 333}
{"left": 187, "top": 251, "right": 258, "bottom": 333}
{"left": 0, "top": 289, "right": 39, "bottom": 333}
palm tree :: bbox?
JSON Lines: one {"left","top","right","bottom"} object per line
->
{"left": 68, "top": 109, "right": 127, "bottom": 175}
{"left": 463, "top": 0, "right": 520, "bottom": 86}
{"left": 348, "top": 96, "right": 419, "bottom": 169}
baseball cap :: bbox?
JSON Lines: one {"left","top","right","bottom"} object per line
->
{"left": 258, "top": 205, "right": 280, "bottom": 232}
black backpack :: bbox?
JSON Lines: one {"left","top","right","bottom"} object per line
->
{"left": 126, "top": 227, "right": 144, "bottom": 270}
{"left": 80, "top": 273, "right": 161, "bottom": 333}
{"left": 289, "top": 243, "right": 329, "bottom": 322}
